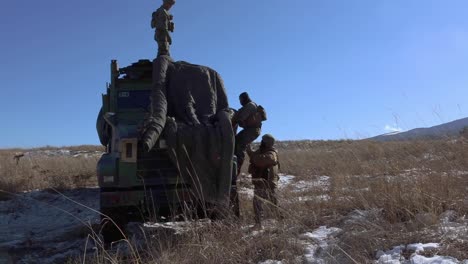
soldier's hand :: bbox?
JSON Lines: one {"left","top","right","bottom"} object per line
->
{"left": 246, "top": 144, "right": 253, "bottom": 154}
{"left": 169, "top": 15, "right": 174, "bottom": 20}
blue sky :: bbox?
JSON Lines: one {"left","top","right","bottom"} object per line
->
{"left": 1, "top": 0, "right": 468, "bottom": 148}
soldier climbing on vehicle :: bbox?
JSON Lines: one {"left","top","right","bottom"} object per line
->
{"left": 232, "top": 92, "right": 266, "bottom": 175}
{"left": 230, "top": 92, "right": 267, "bottom": 217}
{"left": 151, "top": 0, "right": 175, "bottom": 57}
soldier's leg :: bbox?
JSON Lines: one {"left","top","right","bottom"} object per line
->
{"left": 253, "top": 180, "right": 268, "bottom": 225}
{"left": 235, "top": 128, "right": 261, "bottom": 174}
{"left": 234, "top": 129, "right": 248, "bottom": 174}
{"left": 157, "top": 41, "right": 170, "bottom": 57}
{"left": 253, "top": 188, "right": 262, "bottom": 225}
{"left": 266, "top": 184, "right": 282, "bottom": 219}
{"left": 230, "top": 185, "right": 240, "bottom": 217}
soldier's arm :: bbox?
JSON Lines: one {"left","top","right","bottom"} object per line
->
{"left": 246, "top": 144, "right": 254, "bottom": 157}
{"left": 251, "top": 150, "right": 278, "bottom": 168}
{"left": 233, "top": 102, "right": 256, "bottom": 122}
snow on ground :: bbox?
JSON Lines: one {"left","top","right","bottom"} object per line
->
{"left": 296, "top": 195, "right": 330, "bottom": 202}
{"left": 0, "top": 188, "right": 100, "bottom": 263}
{"left": 278, "top": 174, "right": 330, "bottom": 192}
{"left": 301, "top": 226, "right": 342, "bottom": 263}
{"left": 376, "top": 243, "right": 468, "bottom": 264}
{"left": 278, "top": 174, "right": 295, "bottom": 187}
{"left": 239, "top": 174, "right": 331, "bottom": 202}
{"left": 142, "top": 219, "right": 211, "bottom": 235}
{"left": 258, "top": 226, "right": 342, "bottom": 264}
{"left": 258, "top": 260, "right": 283, "bottom": 264}
{"left": 277, "top": 174, "right": 331, "bottom": 203}
{"left": 292, "top": 176, "right": 330, "bottom": 192}
{"left": 238, "top": 186, "right": 254, "bottom": 198}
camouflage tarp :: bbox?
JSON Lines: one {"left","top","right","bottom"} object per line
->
{"left": 143, "top": 56, "right": 234, "bottom": 206}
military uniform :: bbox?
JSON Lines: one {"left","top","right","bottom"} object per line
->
{"left": 151, "top": 4, "right": 174, "bottom": 57}
{"left": 233, "top": 100, "right": 262, "bottom": 174}
{"left": 247, "top": 134, "right": 279, "bottom": 225}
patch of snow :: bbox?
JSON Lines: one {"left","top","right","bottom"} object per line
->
{"left": 410, "top": 255, "right": 459, "bottom": 264}
{"left": 297, "top": 195, "right": 330, "bottom": 202}
{"left": 278, "top": 174, "right": 295, "bottom": 188}
{"left": 438, "top": 221, "right": 468, "bottom": 240}
{"left": 285, "top": 176, "right": 330, "bottom": 193}
{"left": 344, "top": 209, "right": 382, "bottom": 225}
{"left": 299, "top": 226, "right": 342, "bottom": 263}
{"left": 450, "top": 170, "right": 468, "bottom": 176}
{"left": 376, "top": 243, "right": 468, "bottom": 264}
{"left": 258, "top": 260, "right": 283, "bottom": 264}
{"left": 240, "top": 225, "right": 266, "bottom": 240}
{"left": 143, "top": 219, "right": 211, "bottom": 235}
{"left": 422, "top": 153, "right": 442, "bottom": 161}
{"left": 238, "top": 186, "right": 254, "bottom": 198}
{"left": 303, "top": 226, "right": 341, "bottom": 245}
{"left": 406, "top": 243, "right": 439, "bottom": 253}
{"left": 303, "top": 243, "right": 320, "bottom": 263}
{"left": 439, "top": 211, "right": 458, "bottom": 224}
{"left": 376, "top": 245, "right": 405, "bottom": 263}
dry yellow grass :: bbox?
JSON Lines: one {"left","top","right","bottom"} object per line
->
{"left": 0, "top": 148, "right": 101, "bottom": 194}
{"left": 2, "top": 139, "right": 468, "bottom": 263}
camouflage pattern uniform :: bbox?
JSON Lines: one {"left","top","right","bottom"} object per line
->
{"left": 247, "top": 134, "right": 279, "bottom": 225}
{"left": 233, "top": 92, "right": 262, "bottom": 175}
{"left": 151, "top": 0, "right": 175, "bottom": 57}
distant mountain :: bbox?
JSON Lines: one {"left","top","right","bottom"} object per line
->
{"left": 369, "top": 117, "right": 468, "bottom": 141}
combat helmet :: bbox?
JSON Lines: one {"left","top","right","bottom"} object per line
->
{"left": 262, "top": 134, "right": 275, "bottom": 148}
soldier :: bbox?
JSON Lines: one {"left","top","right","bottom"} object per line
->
{"left": 232, "top": 92, "right": 263, "bottom": 175}
{"left": 247, "top": 134, "right": 280, "bottom": 226}
{"left": 151, "top": 0, "right": 176, "bottom": 57}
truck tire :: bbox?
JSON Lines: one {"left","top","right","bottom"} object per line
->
{"left": 100, "top": 207, "right": 130, "bottom": 245}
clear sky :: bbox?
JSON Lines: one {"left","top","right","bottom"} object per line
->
{"left": 1, "top": 0, "right": 468, "bottom": 148}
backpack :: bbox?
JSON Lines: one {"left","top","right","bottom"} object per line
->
{"left": 240, "top": 104, "right": 267, "bottom": 128}
{"left": 257, "top": 105, "right": 267, "bottom": 121}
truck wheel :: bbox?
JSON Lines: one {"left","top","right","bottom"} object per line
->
{"left": 100, "top": 207, "right": 129, "bottom": 245}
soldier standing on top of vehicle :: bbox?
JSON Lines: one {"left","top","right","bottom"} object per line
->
{"left": 232, "top": 92, "right": 266, "bottom": 175}
{"left": 247, "top": 134, "right": 280, "bottom": 227}
{"left": 151, "top": 0, "right": 176, "bottom": 57}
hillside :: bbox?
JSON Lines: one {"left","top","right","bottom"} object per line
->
{"left": 370, "top": 117, "right": 468, "bottom": 141}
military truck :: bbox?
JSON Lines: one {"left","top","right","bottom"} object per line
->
{"left": 96, "top": 59, "right": 236, "bottom": 243}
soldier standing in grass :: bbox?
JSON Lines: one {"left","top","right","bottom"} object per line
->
{"left": 151, "top": 0, "right": 175, "bottom": 57}
{"left": 247, "top": 134, "right": 280, "bottom": 227}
